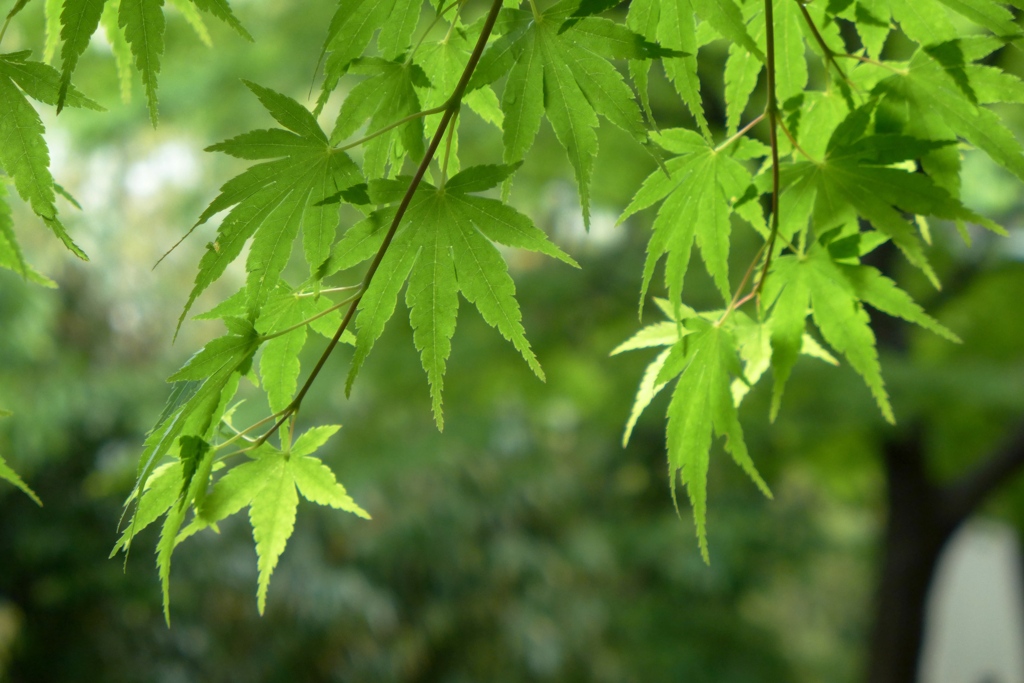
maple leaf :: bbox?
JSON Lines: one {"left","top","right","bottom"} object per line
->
{"left": 178, "top": 81, "right": 361, "bottom": 329}
{"left": 172, "top": 426, "right": 370, "bottom": 614}
{"left": 98, "top": 0, "right": 134, "bottom": 102}
{"left": 470, "top": 1, "right": 670, "bottom": 225}
{"left": 54, "top": 0, "right": 247, "bottom": 116}
{"left": 0, "top": 51, "right": 97, "bottom": 260}
{"left": 330, "top": 57, "right": 431, "bottom": 179}
{"left": 55, "top": 0, "right": 107, "bottom": 113}
{"left": 629, "top": 0, "right": 763, "bottom": 137}
{"left": 253, "top": 283, "right": 356, "bottom": 415}
{"left": 110, "top": 462, "right": 183, "bottom": 556}
{"left": 874, "top": 44, "right": 1024, "bottom": 192}
{"left": 0, "top": 409, "right": 42, "bottom": 506}
{"left": 119, "top": 322, "right": 257, "bottom": 569}
{"left": 764, "top": 243, "right": 960, "bottom": 423}
{"left": 314, "top": 0, "right": 423, "bottom": 115}
{"left": 414, "top": 22, "right": 505, "bottom": 177}
{"left": 335, "top": 163, "right": 578, "bottom": 429}
{"left": 614, "top": 301, "right": 831, "bottom": 544}
{"left": 779, "top": 105, "right": 1003, "bottom": 285}
{"left": 652, "top": 316, "right": 771, "bottom": 562}
{"left": 118, "top": 0, "right": 167, "bottom": 126}
{"left": 0, "top": 171, "right": 57, "bottom": 286}
{"left": 620, "top": 128, "right": 757, "bottom": 307}
{"left": 190, "top": 0, "right": 251, "bottom": 40}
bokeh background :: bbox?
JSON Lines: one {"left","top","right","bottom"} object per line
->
{"left": 1, "top": 1, "right": 1024, "bottom": 681}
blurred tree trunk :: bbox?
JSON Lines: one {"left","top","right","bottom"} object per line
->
{"left": 866, "top": 424, "right": 1024, "bottom": 683}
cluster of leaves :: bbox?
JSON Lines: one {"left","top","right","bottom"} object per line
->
{"left": 0, "top": 0, "right": 248, "bottom": 499}
{"left": 614, "top": 0, "right": 1018, "bottom": 558}
{"left": 2, "top": 0, "right": 1021, "bottom": 611}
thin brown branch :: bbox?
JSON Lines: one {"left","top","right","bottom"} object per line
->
{"left": 755, "top": 0, "right": 781, "bottom": 299}
{"left": 714, "top": 113, "right": 766, "bottom": 153}
{"left": 794, "top": 1, "right": 857, "bottom": 93}
{"left": 778, "top": 117, "right": 815, "bottom": 162}
{"left": 255, "top": 0, "right": 506, "bottom": 447}
{"left": 338, "top": 104, "right": 448, "bottom": 151}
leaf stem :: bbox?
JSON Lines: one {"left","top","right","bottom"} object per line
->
{"left": 714, "top": 113, "right": 766, "bottom": 153}
{"left": 0, "top": 0, "right": 31, "bottom": 47}
{"left": 255, "top": 0, "right": 507, "bottom": 447}
{"left": 528, "top": 0, "right": 541, "bottom": 21}
{"left": 777, "top": 116, "right": 814, "bottom": 162}
{"left": 755, "top": 0, "right": 781, "bottom": 300}
{"left": 717, "top": 242, "right": 767, "bottom": 326}
{"left": 258, "top": 291, "right": 361, "bottom": 342}
{"left": 218, "top": 417, "right": 257, "bottom": 443}
{"left": 835, "top": 52, "right": 907, "bottom": 75}
{"left": 213, "top": 443, "right": 263, "bottom": 463}
{"left": 794, "top": 1, "right": 856, "bottom": 92}
{"left": 214, "top": 410, "right": 287, "bottom": 452}
{"left": 337, "top": 104, "right": 448, "bottom": 151}
{"left": 407, "top": 0, "right": 467, "bottom": 63}
{"left": 294, "top": 284, "right": 361, "bottom": 298}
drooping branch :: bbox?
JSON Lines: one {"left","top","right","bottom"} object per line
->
{"left": 941, "top": 420, "right": 1024, "bottom": 526}
{"left": 256, "top": 0, "right": 505, "bottom": 446}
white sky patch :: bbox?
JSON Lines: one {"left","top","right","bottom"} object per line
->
{"left": 544, "top": 181, "right": 624, "bottom": 254}
{"left": 124, "top": 141, "right": 201, "bottom": 199}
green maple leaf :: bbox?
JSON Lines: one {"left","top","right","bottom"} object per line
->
{"left": 190, "top": 0, "right": 251, "bottom": 41}
{"left": 658, "top": 318, "right": 771, "bottom": 562}
{"left": 179, "top": 426, "right": 368, "bottom": 614}
{"left": 722, "top": 1, "right": 765, "bottom": 135}
{"left": 629, "top": 0, "right": 762, "bottom": 137}
{"left": 111, "top": 462, "right": 183, "bottom": 555}
{"left": 179, "top": 81, "right": 361, "bottom": 329}
{"left": 891, "top": 0, "right": 1019, "bottom": 41}
{"left": 121, "top": 323, "right": 256, "bottom": 565}
{"left": 44, "top": 0, "right": 62, "bottom": 63}
{"left": 56, "top": 0, "right": 247, "bottom": 115}
{"left": 0, "top": 51, "right": 102, "bottom": 110}
{"left": 764, "top": 243, "right": 960, "bottom": 423}
{"left": 55, "top": 0, "right": 107, "bottom": 113}
{"left": 0, "top": 410, "right": 42, "bottom": 506}
{"left": 191, "top": 279, "right": 356, "bottom": 418}
{"left": 337, "top": 163, "right": 577, "bottom": 428}
{"left": 168, "top": 322, "right": 259, "bottom": 383}
{"left": 620, "top": 128, "right": 756, "bottom": 307}
{"left": 874, "top": 45, "right": 1024, "bottom": 188}
{"left": 780, "top": 106, "right": 1002, "bottom": 285}
{"left": 774, "top": 0, "right": 808, "bottom": 105}
{"left": 118, "top": 0, "right": 166, "bottom": 126}
{"left": 615, "top": 299, "right": 835, "bottom": 446}
{"left": 0, "top": 181, "right": 56, "bottom": 286}
{"left": 166, "top": 0, "right": 212, "bottom": 47}
{"left": 330, "top": 57, "right": 430, "bottom": 178}
{"left": 315, "top": 0, "right": 423, "bottom": 114}
{"left": 99, "top": 0, "right": 134, "bottom": 102}
{"left": 415, "top": 23, "right": 505, "bottom": 177}
{"left": 246, "top": 452, "right": 298, "bottom": 616}
{"left": 257, "top": 293, "right": 310, "bottom": 415}
{"left": 471, "top": 1, "right": 668, "bottom": 225}
{"left": 0, "top": 52, "right": 93, "bottom": 260}
{"left": 828, "top": 0, "right": 891, "bottom": 60}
